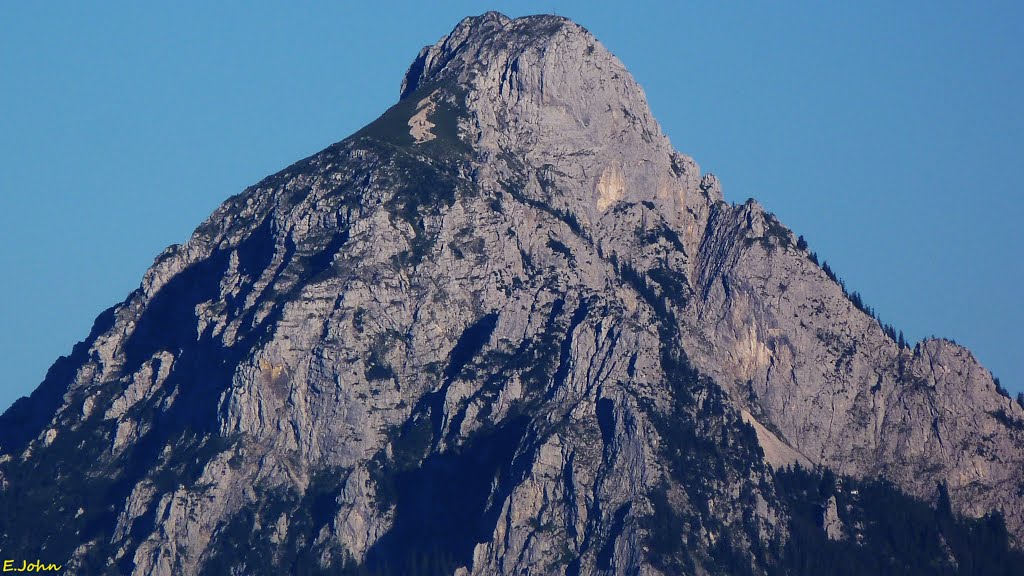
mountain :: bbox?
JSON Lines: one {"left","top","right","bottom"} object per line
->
{"left": 2, "top": 12, "right": 1022, "bottom": 575}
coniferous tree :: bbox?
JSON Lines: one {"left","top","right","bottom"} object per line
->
{"left": 821, "top": 260, "right": 835, "bottom": 282}
{"left": 797, "top": 235, "right": 809, "bottom": 251}
{"left": 819, "top": 467, "right": 837, "bottom": 498}
{"left": 936, "top": 482, "right": 952, "bottom": 517}
{"left": 849, "top": 291, "right": 862, "bottom": 310}
{"left": 995, "top": 377, "right": 1009, "bottom": 398}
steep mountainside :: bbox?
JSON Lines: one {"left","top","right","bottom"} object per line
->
{"left": 1, "top": 12, "right": 1022, "bottom": 576}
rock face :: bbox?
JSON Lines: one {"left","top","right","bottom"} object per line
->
{"left": 1, "top": 12, "right": 1022, "bottom": 576}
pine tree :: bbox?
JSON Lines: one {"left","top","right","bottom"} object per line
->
{"left": 850, "top": 291, "right": 863, "bottom": 311}
{"left": 995, "top": 377, "right": 1009, "bottom": 398}
{"left": 818, "top": 467, "right": 837, "bottom": 499}
{"left": 936, "top": 482, "right": 952, "bottom": 518}
{"left": 822, "top": 261, "right": 836, "bottom": 282}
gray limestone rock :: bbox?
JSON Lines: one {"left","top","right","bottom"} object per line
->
{"left": 0, "top": 11, "right": 1021, "bottom": 576}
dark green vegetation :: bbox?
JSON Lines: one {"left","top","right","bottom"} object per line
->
{"left": 355, "top": 82, "right": 469, "bottom": 160}
{"left": 640, "top": 359, "right": 771, "bottom": 576}
{"left": 773, "top": 466, "right": 1024, "bottom": 576}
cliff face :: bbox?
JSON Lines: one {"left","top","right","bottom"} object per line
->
{"left": 685, "top": 207, "right": 1024, "bottom": 532}
{"left": 1, "top": 12, "right": 1021, "bottom": 576}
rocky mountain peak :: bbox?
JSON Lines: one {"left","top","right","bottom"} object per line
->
{"left": 1, "top": 13, "right": 1023, "bottom": 576}
{"left": 401, "top": 11, "right": 649, "bottom": 123}
{"left": 400, "top": 11, "right": 515, "bottom": 99}
{"left": 395, "top": 12, "right": 698, "bottom": 228}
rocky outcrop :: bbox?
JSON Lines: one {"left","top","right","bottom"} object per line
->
{"left": 0, "top": 11, "right": 1021, "bottom": 576}
{"left": 681, "top": 196, "right": 1024, "bottom": 538}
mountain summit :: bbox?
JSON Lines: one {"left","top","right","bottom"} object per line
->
{"left": 2, "top": 13, "right": 1022, "bottom": 575}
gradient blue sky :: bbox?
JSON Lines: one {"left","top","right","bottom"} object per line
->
{"left": 2, "top": 1, "right": 1021, "bottom": 410}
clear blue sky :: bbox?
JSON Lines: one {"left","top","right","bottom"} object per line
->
{"left": 2, "top": 1, "right": 1021, "bottom": 410}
